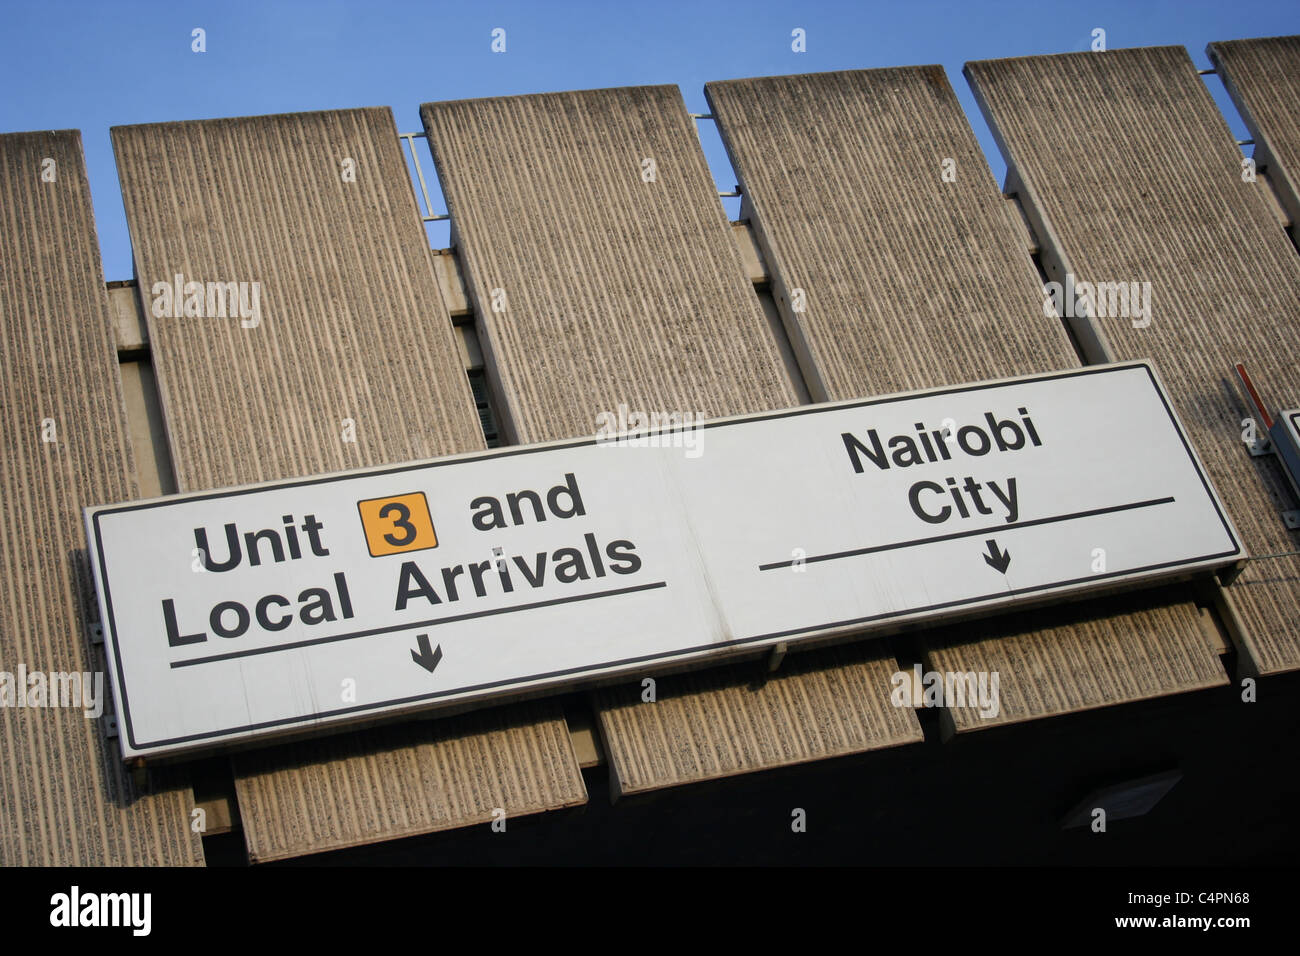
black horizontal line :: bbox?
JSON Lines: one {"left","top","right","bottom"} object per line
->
{"left": 170, "top": 580, "right": 668, "bottom": 669}
{"left": 758, "top": 497, "right": 1176, "bottom": 571}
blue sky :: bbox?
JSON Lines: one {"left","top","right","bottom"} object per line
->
{"left": 1, "top": 0, "right": 1296, "bottom": 280}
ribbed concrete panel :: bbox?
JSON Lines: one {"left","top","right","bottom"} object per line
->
{"left": 1208, "top": 36, "right": 1300, "bottom": 231}
{"left": 706, "top": 68, "right": 1223, "bottom": 733}
{"left": 112, "top": 109, "right": 585, "bottom": 859}
{"left": 0, "top": 131, "right": 201, "bottom": 865}
{"left": 595, "top": 643, "right": 921, "bottom": 798}
{"left": 112, "top": 109, "right": 486, "bottom": 490}
{"left": 422, "top": 86, "right": 920, "bottom": 791}
{"left": 421, "top": 87, "right": 800, "bottom": 441}
{"left": 233, "top": 702, "right": 585, "bottom": 862}
{"left": 707, "top": 68, "right": 1078, "bottom": 399}
{"left": 967, "top": 47, "right": 1300, "bottom": 676}
{"left": 925, "top": 589, "right": 1225, "bottom": 732}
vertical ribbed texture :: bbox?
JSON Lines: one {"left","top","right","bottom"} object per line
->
{"left": 967, "top": 47, "right": 1300, "bottom": 676}
{"left": 0, "top": 131, "right": 201, "bottom": 865}
{"left": 421, "top": 87, "right": 801, "bottom": 439}
{"left": 112, "top": 109, "right": 584, "bottom": 861}
{"left": 706, "top": 68, "right": 1223, "bottom": 732}
{"left": 707, "top": 67, "right": 1076, "bottom": 398}
{"left": 925, "top": 591, "right": 1223, "bottom": 732}
{"left": 422, "top": 86, "right": 920, "bottom": 794}
{"left": 1208, "top": 36, "right": 1300, "bottom": 224}
{"left": 234, "top": 703, "right": 585, "bottom": 862}
{"left": 597, "top": 644, "right": 921, "bottom": 798}
{"left": 111, "top": 109, "right": 486, "bottom": 488}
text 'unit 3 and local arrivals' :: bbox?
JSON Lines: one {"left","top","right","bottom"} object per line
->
{"left": 163, "top": 473, "right": 642, "bottom": 650}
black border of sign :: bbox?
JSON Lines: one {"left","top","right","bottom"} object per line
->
{"left": 89, "top": 361, "right": 1244, "bottom": 756}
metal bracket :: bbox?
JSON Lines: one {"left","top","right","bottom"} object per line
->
{"left": 89, "top": 622, "right": 103, "bottom": 645}
{"left": 103, "top": 714, "right": 118, "bottom": 739}
{"left": 767, "top": 641, "right": 788, "bottom": 672}
{"left": 1232, "top": 364, "right": 1300, "bottom": 527}
{"left": 129, "top": 758, "right": 148, "bottom": 791}
{"left": 399, "top": 132, "right": 451, "bottom": 224}
{"left": 1218, "top": 560, "right": 1247, "bottom": 587}
{"left": 1240, "top": 444, "right": 1299, "bottom": 528}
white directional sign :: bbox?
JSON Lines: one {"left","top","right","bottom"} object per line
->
{"left": 86, "top": 362, "right": 1244, "bottom": 759}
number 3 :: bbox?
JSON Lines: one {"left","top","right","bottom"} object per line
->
{"left": 378, "top": 502, "right": 416, "bottom": 546}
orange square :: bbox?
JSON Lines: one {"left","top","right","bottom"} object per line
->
{"left": 357, "top": 492, "right": 438, "bottom": 557}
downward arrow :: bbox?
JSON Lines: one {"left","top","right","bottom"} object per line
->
{"left": 411, "top": 633, "right": 443, "bottom": 673}
{"left": 982, "top": 539, "right": 1011, "bottom": 574}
